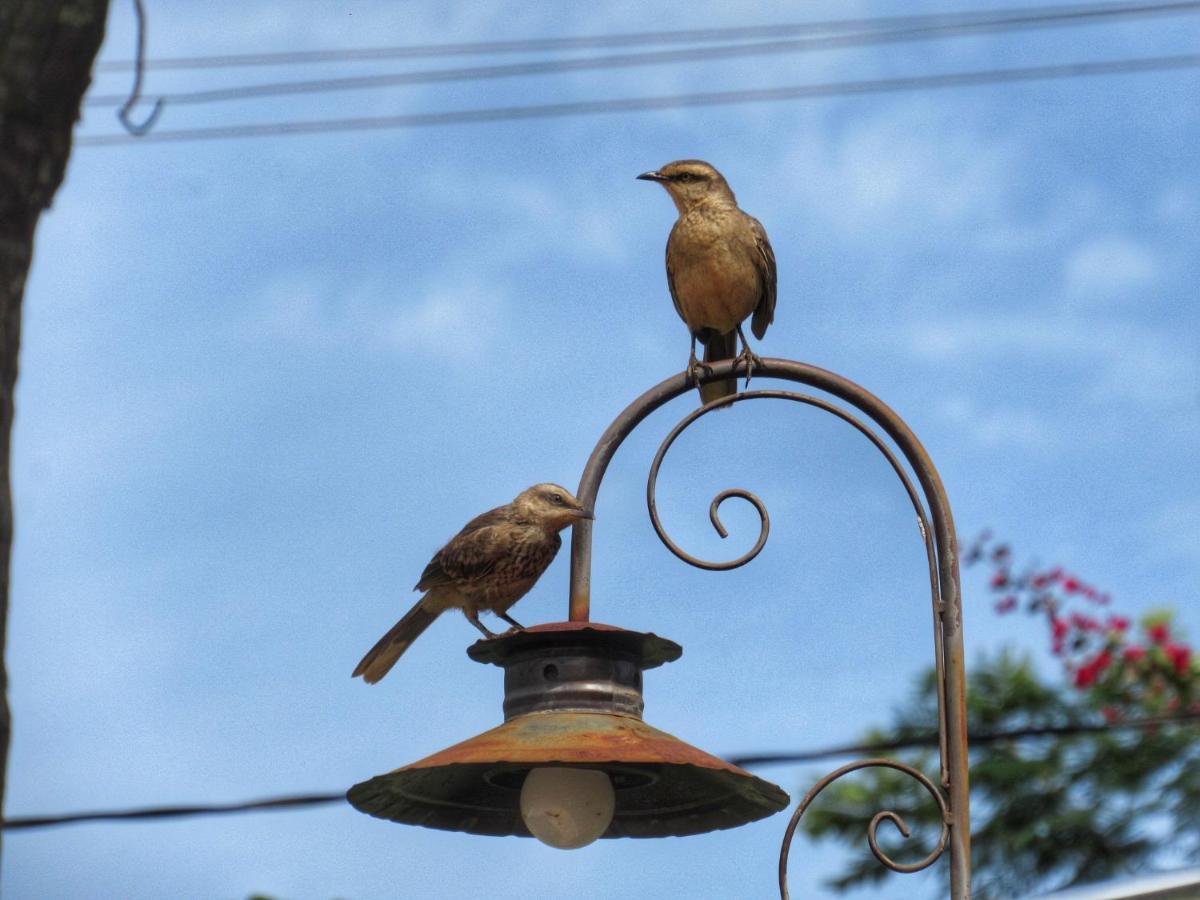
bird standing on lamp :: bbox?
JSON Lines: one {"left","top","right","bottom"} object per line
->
{"left": 353, "top": 483, "right": 592, "bottom": 683}
{"left": 639, "top": 159, "right": 777, "bottom": 405}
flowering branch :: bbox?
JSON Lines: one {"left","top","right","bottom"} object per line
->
{"left": 964, "top": 531, "right": 1197, "bottom": 718}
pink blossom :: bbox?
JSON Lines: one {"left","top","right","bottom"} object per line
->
{"left": 1122, "top": 645, "right": 1146, "bottom": 664}
{"left": 1075, "top": 663, "right": 1098, "bottom": 688}
{"left": 1166, "top": 643, "right": 1192, "bottom": 677}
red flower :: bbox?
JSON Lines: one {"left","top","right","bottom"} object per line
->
{"left": 1165, "top": 643, "right": 1192, "bottom": 676}
{"left": 994, "top": 595, "right": 1018, "bottom": 614}
{"left": 990, "top": 570, "right": 1009, "bottom": 589}
{"left": 1051, "top": 617, "right": 1070, "bottom": 655}
{"left": 1075, "top": 663, "right": 1098, "bottom": 688}
{"left": 1070, "top": 613, "right": 1100, "bottom": 632}
{"left": 1063, "top": 577, "right": 1081, "bottom": 594}
{"left": 1148, "top": 623, "right": 1171, "bottom": 645}
{"left": 1108, "top": 616, "right": 1130, "bottom": 633}
{"left": 1122, "top": 645, "right": 1146, "bottom": 664}
{"left": 1074, "top": 651, "right": 1113, "bottom": 689}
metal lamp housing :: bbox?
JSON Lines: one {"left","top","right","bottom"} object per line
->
{"left": 347, "top": 622, "right": 789, "bottom": 839}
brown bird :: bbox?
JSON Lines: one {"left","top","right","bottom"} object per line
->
{"left": 638, "top": 160, "right": 777, "bottom": 404}
{"left": 352, "top": 483, "right": 592, "bottom": 684}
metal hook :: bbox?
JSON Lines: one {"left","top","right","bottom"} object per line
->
{"left": 117, "top": 0, "right": 165, "bottom": 136}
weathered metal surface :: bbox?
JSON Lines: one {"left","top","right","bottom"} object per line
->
{"left": 348, "top": 622, "right": 789, "bottom": 839}
{"left": 565, "top": 357, "right": 972, "bottom": 898}
{"left": 347, "top": 711, "right": 790, "bottom": 838}
{"left": 490, "top": 623, "right": 651, "bottom": 720}
{"left": 467, "top": 620, "right": 682, "bottom": 670}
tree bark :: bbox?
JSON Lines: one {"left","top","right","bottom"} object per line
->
{"left": 0, "top": 0, "right": 111, "bottom": 865}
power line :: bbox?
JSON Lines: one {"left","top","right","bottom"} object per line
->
{"left": 93, "top": 0, "right": 1200, "bottom": 71}
{"left": 727, "top": 710, "right": 1200, "bottom": 768}
{"left": 83, "top": 1, "right": 1200, "bottom": 110}
{"left": 75, "top": 53, "right": 1200, "bottom": 148}
{"left": 4, "top": 711, "right": 1196, "bottom": 831}
{"left": 1, "top": 793, "right": 345, "bottom": 831}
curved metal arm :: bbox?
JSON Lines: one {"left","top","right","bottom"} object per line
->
{"left": 569, "top": 358, "right": 971, "bottom": 898}
{"left": 778, "top": 758, "right": 951, "bottom": 899}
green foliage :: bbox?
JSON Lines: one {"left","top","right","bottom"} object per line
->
{"left": 800, "top": 647, "right": 1199, "bottom": 899}
{"left": 799, "top": 535, "right": 1199, "bottom": 897}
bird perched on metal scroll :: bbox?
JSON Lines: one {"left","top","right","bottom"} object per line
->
{"left": 352, "top": 484, "right": 592, "bottom": 684}
{"left": 638, "top": 160, "right": 777, "bottom": 405}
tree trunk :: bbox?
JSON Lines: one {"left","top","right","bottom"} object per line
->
{"left": 0, "top": 0, "right": 111, "bottom": 865}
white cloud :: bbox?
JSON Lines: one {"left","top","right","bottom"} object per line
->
{"left": 1064, "top": 235, "right": 1160, "bottom": 303}
{"left": 377, "top": 281, "right": 504, "bottom": 357}
{"left": 908, "top": 312, "right": 1199, "bottom": 412}
{"left": 771, "top": 100, "right": 1021, "bottom": 240}
{"left": 1148, "top": 499, "right": 1200, "bottom": 565}
{"left": 421, "top": 171, "right": 632, "bottom": 266}
{"left": 934, "top": 394, "right": 1055, "bottom": 450}
{"left": 244, "top": 274, "right": 507, "bottom": 358}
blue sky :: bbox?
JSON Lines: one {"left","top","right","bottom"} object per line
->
{"left": 5, "top": 1, "right": 1198, "bottom": 897}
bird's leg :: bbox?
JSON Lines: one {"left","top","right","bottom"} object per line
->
{"left": 465, "top": 610, "right": 498, "bottom": 639}
{"left": 686, "top": 334, "right": 714, "bottom": 386}
{"left": 734, "top": 325, "right": 763, "bottom": 387}
{"left": 497, "top": 611, "right": 525, "bottom": 632}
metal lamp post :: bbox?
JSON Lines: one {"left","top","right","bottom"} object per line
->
{"left": 349, "top": 357, "right": 972, "bottom": 898}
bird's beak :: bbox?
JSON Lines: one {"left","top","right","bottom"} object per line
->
{"left": 637, "top": 170, "right": 667, "bottom": 183}
{"left": 576, "top": 507, "right": 595, "bottom": 520}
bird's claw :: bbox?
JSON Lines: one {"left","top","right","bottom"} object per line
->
{"left": 734, "top": 346, "right": 763, "bottom": 388}
{"left": 686, "top": 356, "right": 716, "bottom": 388}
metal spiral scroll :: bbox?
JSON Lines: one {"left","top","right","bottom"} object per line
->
{"left": 646, "top": 395, "right": 770, "bottom": 569}
{"left": 778, "top": 758, "right": 951, "bottom": 899}
{"left": 645, "top": 391, "right": 938, "bottom": 581}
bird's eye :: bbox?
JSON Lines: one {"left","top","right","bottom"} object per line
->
{"left": 550, "top": 493, "right": 564, "bottom": 505}
{"left": 676, "top": 173, "right": 694, "bottom": 183}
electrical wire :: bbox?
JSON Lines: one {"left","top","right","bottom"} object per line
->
{"left": 83, "top": 1, "right": 1200, "bottom": 109}
{"left": 727, "top": 710, "right": 1200, "bottom": 768}
{"left": 75, "top": 53, "right": 1200, "bottom": 147}
{"left": 4, "top": 711, "right": 1195, "bottom": 831}
{"left": 93, "top": 0, "right": 1200, "bottom": 71}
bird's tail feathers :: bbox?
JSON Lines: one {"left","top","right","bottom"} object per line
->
{"left": 352, "top": 599, "right": 440, "bottom": 684}
{"left": 700, "top": 331, "right": 738, "bottom": 405}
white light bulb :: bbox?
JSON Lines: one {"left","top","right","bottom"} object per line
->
{"left": 519, "top": 767, "right": 616, "bottom": 849}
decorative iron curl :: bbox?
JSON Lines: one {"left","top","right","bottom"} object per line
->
{"left": 646, "top": 396, "right": 770, "bottom": 569}
{"left": 779, "top": 758, "right": 951, "bottom": 899}
{"left": 645, "top": 390, "right": 937, "bottom": 582}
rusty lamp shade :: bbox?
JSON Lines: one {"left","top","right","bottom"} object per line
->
{"left": 347, "top": 622, "right": 789, "bottom": 842}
